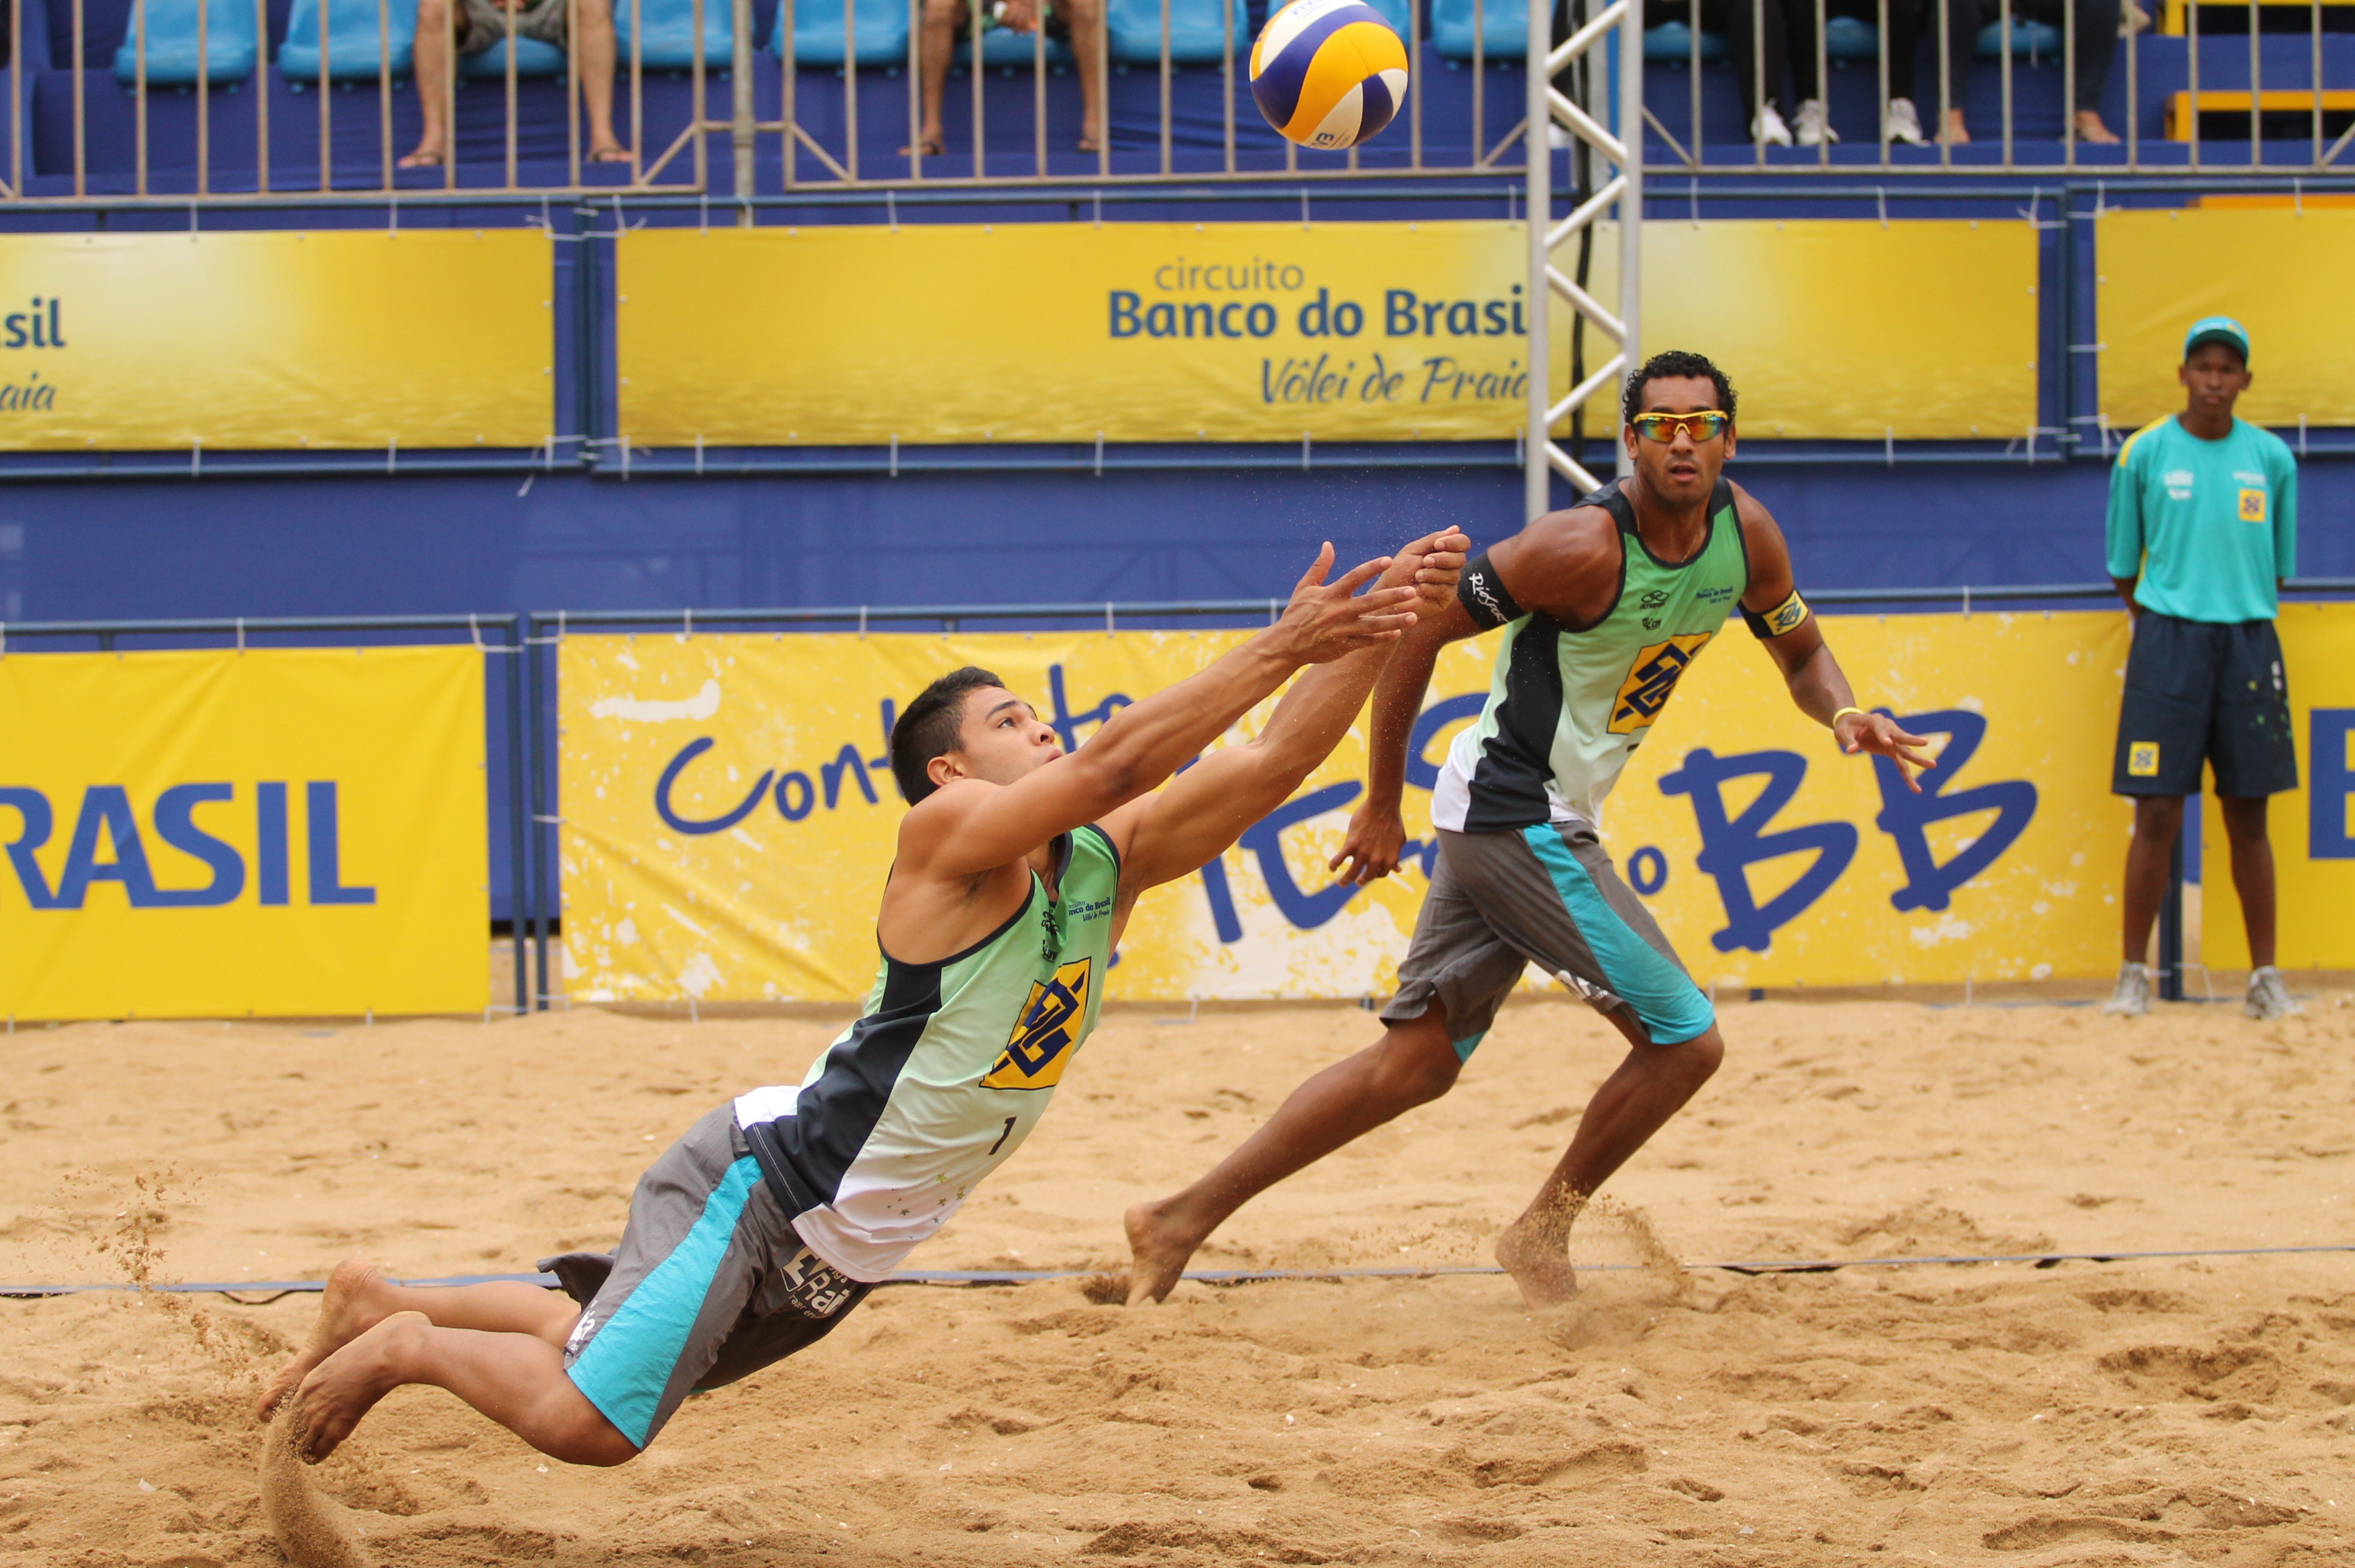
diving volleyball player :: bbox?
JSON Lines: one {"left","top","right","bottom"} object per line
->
{"left": 1126, "top": 350, "right": 1935, "bottom": 1311}
{"left": 259, "top": 529, "right": 1467, "bottom": 1465}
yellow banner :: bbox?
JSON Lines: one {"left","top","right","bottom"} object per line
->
{"left": 613, "top": 218, "right": 2035, "bottom": 446}
{"left": 0, "top": 647, "right": 487, "bottom": 1019}
{"left": 559, "top": 611, "right": 2124, "bottom": 1004}
{"left": 2201, "top": 601, "right": 2355, "bottom": 971}
{"left": 0, "top": 231, "right": 551, "bottom": 450}
{"left": 2097, "top": 208, "right": 2355, "bottom": 430}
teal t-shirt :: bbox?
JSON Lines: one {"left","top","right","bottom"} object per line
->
{"left": 2105, "top": 415, "right": 2298, "bottom": 624}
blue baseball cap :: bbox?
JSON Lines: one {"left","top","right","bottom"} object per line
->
{"left": 2183, "top": 315, "right": 2250, "bottom": 364}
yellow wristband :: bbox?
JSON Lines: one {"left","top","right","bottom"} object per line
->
{"left": 1832, "top": 706, "right": 1867, "bottom": 728}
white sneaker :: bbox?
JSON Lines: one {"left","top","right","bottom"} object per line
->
{"left": 1794, "top": 98, "right": 1840, "bottom": 146}
{"left": 1547, "top": 121, "right": 1571, "bottom": 149}
{"left": 2245, "top": 966, "right": 2305, "bottom": 1020}
{"left": 2103, "top": 961, "right": 2151, "bottom": 1017}
{"left": 1752, "top": 103, "right": 1794, "bottom": 146}
{"left": 1884, "top": 96, "right": 1927, "bottom": 145}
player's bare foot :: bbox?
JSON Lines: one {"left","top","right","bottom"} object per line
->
{"left": 287, "top": 1309, "right": 432, "bottom": 1462}
{"left": 257, "top": 1259, "right": 397, "bottom": 1420}
{"left": 1123, "top": 1199, "right": 1199, "bottom": 1306}
{"left": 1494, "top": 1216, "right": 1579, "bottom": 1309}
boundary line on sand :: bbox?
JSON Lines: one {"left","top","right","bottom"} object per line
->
{"left": 7, "top": 1243, "right": 2352, "bottom": 1303}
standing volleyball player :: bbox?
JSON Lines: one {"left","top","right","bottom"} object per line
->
{"left": 1126, "top": 350, "right": 1933, "bottom": 1309}
{"left": 2103, "top": 316, "right": 2302, "bottom": 1020}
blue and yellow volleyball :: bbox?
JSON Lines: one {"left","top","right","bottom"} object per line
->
{"left": 1249, "top": 0, "right": 1411, "bottom": 151}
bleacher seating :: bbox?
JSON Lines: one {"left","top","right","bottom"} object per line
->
{"left": 1106, "top": 0, "right": 1249, "bottom": 64}
{"left": 275, "top": 0, "right": 416, "bottom": 82}
{"left": 111, "top": 0, "right": 260, "bottom": 84}
{"left": 1430, "top": 0, "right": 1525, "bottom": 59}
{"left": 615, "top": 0, "right": 734, "bottom": 69}
{"left": 770, "top": 0, "right": 911, "bottom": 66}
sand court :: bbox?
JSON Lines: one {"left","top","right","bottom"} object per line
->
{"left": 3, "top": 990, "right": 2352, "bottom": 1563}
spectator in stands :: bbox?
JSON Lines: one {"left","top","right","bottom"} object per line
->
{"left": 1931, "top": 0, "right": 2121, "bottom": 143}
{"left": 909, "top": 0, "right": 1107, "bottom": 157}
{"left": 1788, "top": 0, "right": 1940, "bottom": 145}
{"left": 403, "top": 0, "right": 632, "bottom": 169}
{"left": 1714, "top": 0, "right": 1801, "bottom": 144}
{"left": 1711, "top": 0, "right": 1935, "bottom": 146}
{"left": 2103, "top": 317, "right": 2302, "bottom": 1022}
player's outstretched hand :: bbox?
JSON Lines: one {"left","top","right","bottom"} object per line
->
{"left": 1835, "top": 708, "right": 1936, "bottom": 792}
{"left": 1329, "top": 792, "right": 1409, "bottom": 885}
{"left": 1274, "top": 542, "right": 1422, "bottom": 665}
{"left": 1391, "top": 528, "right": 1471, "bottom": 606}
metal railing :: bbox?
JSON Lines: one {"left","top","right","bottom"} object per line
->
{"left": 6, "top": 0, "right": 2349, "bottom": 201}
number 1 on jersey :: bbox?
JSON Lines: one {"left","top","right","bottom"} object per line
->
{"left": 988, "top": 1116, "right": 1017, "bottom": 1155}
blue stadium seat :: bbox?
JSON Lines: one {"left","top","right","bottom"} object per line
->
{"left": 277, "top": 0, "right": 418, "bottom": 82}
{"left": 461, "top": 32, "right": 569, "bottom": 75}
{"left": 1643, "top": 19, "right": 1726, "bottom": 59}
{"left": 1976, "top": 16, "right": 2060, "bottom": 54}
{"left": 1107, "top": 0, "right": 1249, "bottom": 64}
{"left": 112, "top": 0, "right": 260, "bottom": 85}
{"left": 1354, "top": 0, "right": 1415, "bottom": 34}
{"left": 1823, "top": 13, "right": 1876, "bottom": 57}
{"left": 615, "top": 0, "right": 734, "bottom": 68}
{"left": 1429, "top": 0, "right": 1524, "bottom": 59}
{"left": 772, "top": 0, "right": 914, "bottom": 66}
{"left": 960, "top": 26, "right": 1075, "bottom": 66}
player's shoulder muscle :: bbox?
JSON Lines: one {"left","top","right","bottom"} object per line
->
{"left": 1727, "top": 481, "right": 1792, "bottom": 592}
{"left": 1496, "top": 502, "right": 1620, "bottom": 602}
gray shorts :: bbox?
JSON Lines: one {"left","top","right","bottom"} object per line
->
{"left": 458, "top": 0, "right": 570, "bottom": 56}
{"left": 561, "top": 1105, "right": 872, "bottom": 1451}
{"left": 1380, "top": 822, "right": 1716, "bottom": 1055}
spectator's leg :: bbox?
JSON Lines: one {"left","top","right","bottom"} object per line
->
{"left": 2217, "top": 795, "right": 2276, "bottom": 970}
{"left": 2066, "top": 0, "right": 2118, "bottom": 139}
{"left": 1717, "top": 0, "right": 1766, "bottom": 126}
{"left": 574, "top": 0, "right": 631, "bottom": 159}
{"left": 1062, "top": 0, "right": 1105, "bottom": 151}
{"left": 1788, "top": 0, "right": 1820, "bottom": 105}
{"left": 1938, "top": 0, "right": 1975, "bottom": 140}
{"left": 908, "top": 0, "right": 958, "bottom": 154}
{"left": 403, "top": 0, "right": 458, "bottom": 166}
{"left": 1884, "top": 0, "right": 1925, "bottom": 102}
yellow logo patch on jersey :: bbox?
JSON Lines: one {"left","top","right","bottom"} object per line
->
{"left": 2238, "top": 487, "right": 2267, "bottom": 523}
{"left": 980, "top": 958, "right": 1092, "bottom": 1091}
{"left": 1609, "top": 633, "right": 1714, "bottom": 735}
{"left": 2128, "top": 741, "right": 2160, "bottom": 777}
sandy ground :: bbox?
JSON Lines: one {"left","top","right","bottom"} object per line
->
{"left": 4, "top": 985, "right": 2354, "bottom": 1566}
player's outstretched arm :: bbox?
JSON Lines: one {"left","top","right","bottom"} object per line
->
{"left": 900, "top": 545, "right": 1422, "bottom": 880}
{"left": 1733, "top": 489, "right": 1936, "bottom": 792}
{"left": 1106, "top": 530, "right": 1469, "bottom": 907}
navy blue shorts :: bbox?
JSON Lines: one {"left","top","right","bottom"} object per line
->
{"left": 2112, "top": 610, "right": 2297, "bottom": 798}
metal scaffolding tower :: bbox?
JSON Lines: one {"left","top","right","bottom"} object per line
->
{"left": 1524, "top": 0, "right": 1645, "bottom": 519}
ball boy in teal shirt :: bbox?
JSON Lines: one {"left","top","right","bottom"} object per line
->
{"left": 2103, "top": 316, "right": 2301, "bottom": 1021}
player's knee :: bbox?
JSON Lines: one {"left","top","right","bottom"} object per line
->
{"left": 1661, "top": 1027, "right": 1723, "bottom": 1091}
{"left": 2133, "top": 795, "right": 2185, "bottom": 837}
{"left": 1371, "top": 1027, "right": 1461, "bottom": 1107}
{"left": 553, "top": 1408, "right": 640, "bottom": 1467}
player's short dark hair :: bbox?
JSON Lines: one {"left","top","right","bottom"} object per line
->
{"left": 890, "top": 666, "right": 1009, "bottom": 805}
{"left": 1623, "top": 350, "right": 1738, "bottom": 425}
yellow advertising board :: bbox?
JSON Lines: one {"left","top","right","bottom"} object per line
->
{"left": 0, "top": 231, "right": 551, "bottom": 450}
{"left": 558, "top": 609, "right": 2125, "bottom": 1005}
{"left": 613, "top": 218, "right": 2035, "bottom": 447}
{"left": 0, "top": 647, "right": 487, "bottom": 1019}
{"left": 2201, "top": 601, "right": 2355, "bottom": 972}
{"left": 2097, "top": 207, "right": 2355, "bottom": 430}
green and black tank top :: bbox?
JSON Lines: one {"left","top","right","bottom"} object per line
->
{"left": 1438, "top": 477, "right": 1750, "bottom": 833}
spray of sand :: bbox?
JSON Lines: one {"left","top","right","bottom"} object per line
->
{"left": 260, "top": 1416, "right": 372, "bottom": 1568}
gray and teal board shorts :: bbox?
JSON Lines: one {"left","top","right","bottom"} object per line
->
{"left": 1380, "top": 822, "right": 1716, "bottom": 1056}
{"left": 558, "top": 1105, "right": 872, "bottom": 1451}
